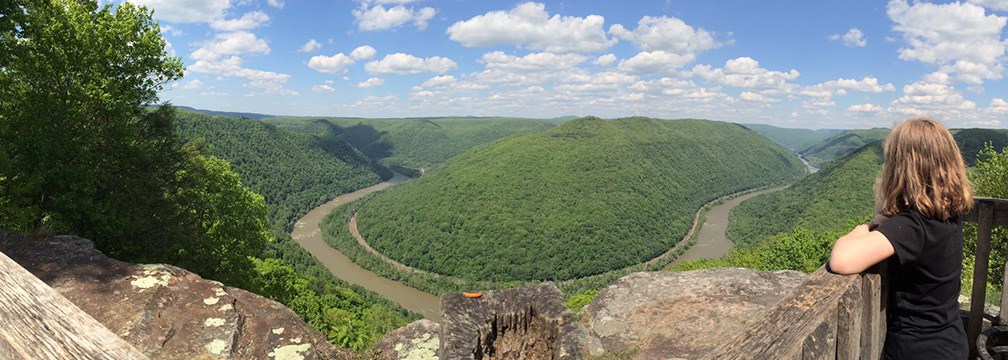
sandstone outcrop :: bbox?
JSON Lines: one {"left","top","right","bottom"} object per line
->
{"left": 372, "top": 319, "right": 440, "bottom": 360}
{"left": 582, "top": 268, "right": 807, "bottom": 359}
{"left": 0, "top": 231, "right": 355, "bottom": 360}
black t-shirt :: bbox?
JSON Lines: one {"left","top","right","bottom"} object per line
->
{"left": 877, "top": 209, "right": 967, "bottom": 360}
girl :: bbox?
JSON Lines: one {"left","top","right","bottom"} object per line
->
{"left": 828, "top": 118, "right": 973, "bottom": 359}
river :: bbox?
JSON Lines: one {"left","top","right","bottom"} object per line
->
{"left": 290, "top": 172, "right": 443, "bottom": 321}
{"left": 292, "top": 174, "right": 790, "bottom": 321}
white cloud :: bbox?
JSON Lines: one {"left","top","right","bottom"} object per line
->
{"left": 739, "top": 91, "right": 778, "bottom": 103}
{"left": 312, "top": 84, "right": 335, "bottom": 92}
{"left": 988, "top": 98, "right": 1008, "bottom": 114}
{"left": 830, "top": 28, "right": 867, "bottom": 47}
{"left": 423, "top": 75, "right": 456, "bottom": 87}
{"left": 190, "top": 31, "right": 270, "bottom": 61}
{"left": 365, "top": 53, "right": 456, "bottom": 74}
{"left": 446, "top": 2, "right": 616, "bottom": 53}
{"left": 802, "top": 76, "right": 896, "bottom": 98}
{"left": 608, "top": 16, "right": 722, "bottom": 56}
{"left": 267, "top": 0, "right": 284, "bottom": 9}
{"left": 178, "top": 79, "right": 204, "bottom": 89}
{"left": 358, "top": 77, "right": 385, "bottom": 88}
{"left": 967, "top": 0, "right": 1008, "bottom": 11}
{"left": 353, "top": 4, "right": 437, "bottom": 31}
{"left": 594, "top": 53, "right": 617, "bottom": 66}
{"left": 688, "top": 57, "right": 800, "bottom": 89}
{"left": 888, "top": 0, "right": 1007, "bottom": 83}
{"left": 481, "top": 51, "right": 587, "bottom": 72}
{"left": 350, "top": 45, "right": 377, "bottom": 61}
{"left": 210, "top": 11, "right": 269, "bottom": 31}
{"left": 618, "top": 51, "right": 695, "bottom": 75}
{"left": 307, "top": 53, "right": 355, "bottom": 74}
{"left": 299, "top": 39, "right": 322, "bottom": 53}
{"left": 188, "top": 56, "right": 294, "bottom": 96}
{"left": 128, "top": 0, "right": 230, "bottom": 23}
{"left": 890, "top": 74, "right": 977, "bottom": 116}
{"left": 848, "top": 103, "right": 883, "bottom": 112}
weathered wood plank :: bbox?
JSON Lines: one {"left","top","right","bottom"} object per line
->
{"left": 963, "top": 197, "right": 1008, "bottom": 227}
{"left": 836, "top": 279, "right": 862, "bottom": 360}
{"left": 0, "top": 250, "right": 148, "bottom": 360}
{"left": 860, "top": 270, "right": 883, "bottom": 360}
{"left": 969, "top": 201, "right": 995, "bottom": 359}
{"left": 1001, "top": 260, "right": 1008, "bottom": 326}
{"left": 802, "top": 319, "right": 837, "bottom": 360}
{"left": 702, "top": 267, "right": 860, "bottom": 360}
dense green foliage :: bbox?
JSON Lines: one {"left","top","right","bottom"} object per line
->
{"left": 265, "top": 116, "right": 555, "bottom": 170}
{"left": 353, "top": 117, "right": 805, "bottom": 282}
{"left": 0, "top": 0, "right": 183, "bottom": 243}
{"left": 799, "top": 128, "right": 890, "bottom": 167}
{"left": 954, "top": 129, "right": 1008, "bottom": 166}
{"left": 728, "top": 143, "right": 883, "bottom": 248}
{"left": 743, "top": 123, "right": 842, "bottom": 151}
{"left": 175, "top": 111, "right": 390, "bottom": 230}
{"left": 674, "top": 225, "right": 854, "bottom": 273}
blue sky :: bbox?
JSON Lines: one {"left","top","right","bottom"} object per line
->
{"left": 131, "top": 0, "right": 1008, "bottom": 129}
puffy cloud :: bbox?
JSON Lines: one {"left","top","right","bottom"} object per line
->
{"left": 848, "top": 103, "right": 883, "bottom": 112}
{"left": 618, "top": 51, "right": 695, "bottom": 75}
{"left": 739, "top": 91, "right": 778, "bottom": 103}
{"left": 358, "top": 77, "right": 385, "bottom": 88}
{"left": 299, "top": 39, "right": 322, "bottom": 53}
{"left": 365, "top": 53, "right": 456, "bottom": 74}
{"left": 888, "top": 0, "right": 1007, "bottom": 83}
{"left": 423, "top": 75, "right": 456, "bottom": 87}
{"left": 688, "top": 57, "right": 799, "bottom": 89}
{"left": 988, "top": 98, "right": 1008, "bottom": 114}
{"left": 801, "top": 77, "right": 896, "bottom": 98}
{"left": 481, "top": 51, "right": 587, "bottom": 72}
{"left": 312, "top": 84, "right": 335, "bottom": 92}
{"left": 830, "top": 28, "right": 866, "bottom": 47}
{"left": 210, "top": 11, "right": 270, "bottom": 31}
{"left": 967, "top": 0, "right": 1008, "bottom": 11}
{"left": 267, "top": 0, "right": 284, "bottom": 9}
{"left": 608, "top": 16, "right": 722, "bottom": 56}
{"left": 446, "top": 2, "right": 616, "bottom": 53}
{"left": 353, "top": 4, "right": 437, "bottom": 31}
{"left": 177, "top": 79, "right": 204, "bottom": 89}
{"left": 128, "top": 0, "right": 230, "bottom": 23}
{"left": 190, "top": 31, "right": 270, "bottom": 61}
{"left": 188, "top": 56, "right": 294, "bottom": 96}
{"left": 890, "top": 74, "right": 977, "bottom": 116}
{"left": 307, "top": 53, "right": 355, "bottom": 74}
{"left": 350, "top": 45, "right": 377, "bottom": 61}
{"left": 594, "top": 53, "right": 617, "bottom": 66}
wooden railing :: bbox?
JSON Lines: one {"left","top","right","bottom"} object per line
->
{"left": 705, "top": 197, "right": 1008, "bottom": 359}
{"left": 0, "top": 250, "right": 148, "bottom": 359}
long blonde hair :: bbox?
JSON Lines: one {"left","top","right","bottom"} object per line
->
{"left": 876, "top": 118, "right": 973, "bottom": 220}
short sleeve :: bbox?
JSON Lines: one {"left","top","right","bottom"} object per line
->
{"left": 876, "top": 212, "right": 925, "bottom": 265}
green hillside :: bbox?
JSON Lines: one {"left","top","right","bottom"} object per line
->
{"left": 954, "top": 128, "right": 1008, "bottom": 166}
{"left": 175, "top": 111, "right": 391, "bottom": 229}
{"left": 799, "top": 128, "right": 889, "bottom": 167}
{"left": 743, "top": 123, "right": 842, "bottom": 151}
{"left": 264, "top": 117, "right": 555, "bottom": 171}
{"left": 727, "top": 142, "right": 882, "bottom": 248}
{"left": 349, "top": 117, "right": 805, "bottom": 282}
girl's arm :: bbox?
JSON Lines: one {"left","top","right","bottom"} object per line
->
{"left": 828, "top": 223, "right": 896, "bottom": 274}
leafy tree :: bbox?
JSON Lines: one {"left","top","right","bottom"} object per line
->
{"left": 963, "top": 143, "right": 1008, "bottom": 299}
{"left": 0, "top": 0, "right": 183, "bottom": 250}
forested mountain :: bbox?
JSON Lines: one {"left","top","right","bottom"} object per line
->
{"left": 175, "top": 110, "right": 391, "bottom": 229}
{"left": 799, "top": 128, "right": 889, "bottom": 167}
{"left": 955, "top": 128, "right": 1008, "bottom": 166}
{"left": 264, "top": 116, "right": 555, "bottom": 172}
{"left": 727, "top": 143, "right": 883, "bottom": 248}
{"left": 349, "top": 117, "right": 806, "bottom": 282}
{"left": 743, "top": 123, "right": 843, "bottom": 151}
{"left": 172, "top": 105, "right": 274, "bottom": 119}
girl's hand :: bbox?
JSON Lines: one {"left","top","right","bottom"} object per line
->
{"left": 867, "top": 213, "right": 890, "bottom": 231}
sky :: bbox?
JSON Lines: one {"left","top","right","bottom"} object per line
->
{"left": 128, "top": 0, "right": 1008, "bottom": 129}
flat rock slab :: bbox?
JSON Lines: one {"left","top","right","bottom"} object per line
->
{"left": 582, "top": 268, "right": 807, "bottom": 359}
{"left": 0, "top": 231, "right": 354, "bottom": 360}
{"left": 373, "top": 319, "right": 441, "bottom": 360}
